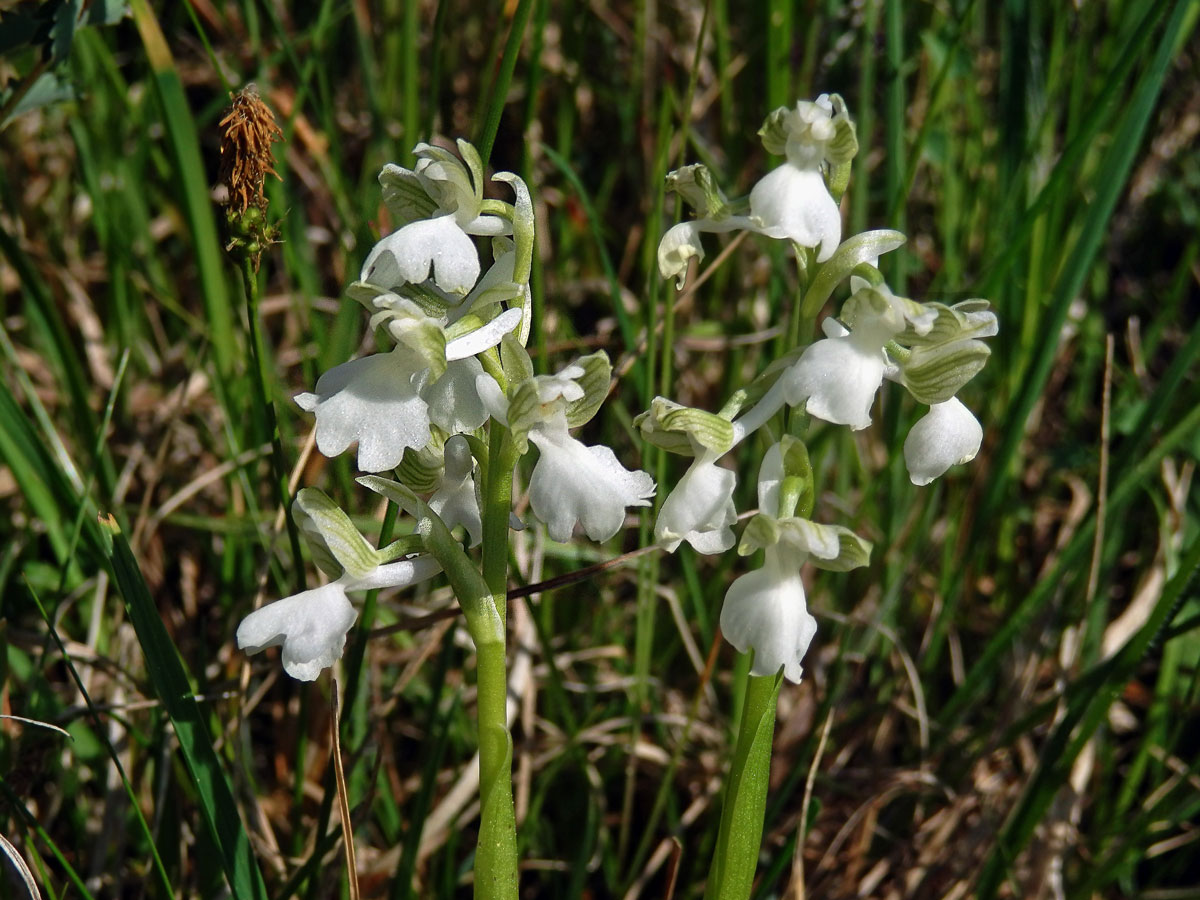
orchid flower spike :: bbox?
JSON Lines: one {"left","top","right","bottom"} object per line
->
{"left": 236, "top": 489, "right": 441, "bottom": 680}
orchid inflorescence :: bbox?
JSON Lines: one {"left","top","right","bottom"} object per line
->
{"left": 237, "top": 140, "right": 653, "bottom": 681}
{"left": 644, "top": 93, "right": 996, "bottom": 684}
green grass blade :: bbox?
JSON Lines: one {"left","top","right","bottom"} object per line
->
{"left": 99, "top": 516, "right": 269, "bottom": 900}
{"left": 974, "top": 531, "right": 1200, "bottom": 898}
{"left": 128, "top": 0, "right": 236, "bottom": 382}
{"left": 476, "top": 0, "right": 535, "bottom": 167}
{"left": 25, "top": 581, "right": 176, "bottom": 899}
{"left": 978, "top": 0, "right": 1190, "bottom": 523}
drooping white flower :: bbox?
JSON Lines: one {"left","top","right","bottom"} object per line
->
{"left": 657, "top": 218, "right": 746, "bottom": 289}
{"left": 782, "top": 285, "right": 931, "bottom": 430}
{"left": 364, "top": 142, "right": 513, "bottom": 297}
{"left": 528, "top": 409, "right": 655, "bottom": 542}
{"left": 903, "top": 397, "right": 983, "bottom": 486}
{"left": 747, "top": 95, "right": 845, "bottom": 261}
{"left": 721, "top": 547, "right": 819, "bottom": 682}
{"left": 782, "top": 321, "right": 891, "bottom": 430}
{"left": 718, "top": 447, "right": 870, "bottom": 683}
{"left": 484, "top": 359, "right": 655, "bottom": 542}
{"left": 655, "top": 453, "right": 737, "bottom": 553}
{"left": 237, "top": 556, "right": 441, "bottom": 681}
{"left": 361, "top": 215, "right": 481, "bottom": 296}
{"left": 296, "top": 310, "right": 516, "bottom": 473}
{"left": 657, "top": 96, "right": 850, "bottom": 287}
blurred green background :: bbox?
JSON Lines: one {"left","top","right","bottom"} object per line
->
{"left": 1, "top": 0, "right": 1198, "bottom": 897}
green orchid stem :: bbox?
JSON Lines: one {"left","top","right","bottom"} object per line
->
{"left": 705, "top": 669, "right": 783, "bottom": 900}
{"left": 472, "top": 634, "right": 518, "bottom": 900}
{"left": 481, "top": 425, "right": 519, "bottom": 628}
{"left": 477, "top": 424, "right": 520, "bottom": 899}
{"left": 239, "top": 255, "right": 305, "bottom": 592}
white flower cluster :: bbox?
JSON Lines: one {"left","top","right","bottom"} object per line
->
{"left": 643, "top": 96, "right": 997, "bottom": 683}
{"left": 239, "top": 141, "right": 653, "bottom": 680}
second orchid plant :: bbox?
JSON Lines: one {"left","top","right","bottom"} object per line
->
{"left": 645, "top": 94, "right": 995, "bottom": 898}
{"left": 237, "top": 94, "right": 994, "bottom": 900}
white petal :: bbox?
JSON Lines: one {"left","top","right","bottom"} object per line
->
{"left": 756, "top": 442, "right": 784, "bottom": 516}
{"left": 461, "top": 214, "right": 511, "bottom": 236}
{"left": 424, "top": 357, "right": 491, "bottom": 433}
{"left": 657, "top": 217, "right": 750, "bottom": 288}
{"left": 430, "top": 476, "right": 484, "bottom": 547}
{"left": 445, "top": 307, "right": 523, "bottom": 360}
{"left": 297, "top": 352, "right": 432, "bottom": 472}
{"left": 528, "top": 427, "right": 655, "bottom": 542}
{"left": 360, "top": 216, "right": 481, "bottom": 295}
{"left": 904, "top": 398, "right": 983, "bottom": 486}
{"left": 474, "top": 371, "right": 509, "bottom": 425}
{"left": 749, "top": 164, "right": 841, "bottom": 262}
{"left": 237, "top": 582, "right": 358, "bottom": 681}
{"left": 427, "top": 436, "right": 484, "bottom": 546}
{"left": 658, "top": 221, "right": 704, "bottom": 288}
{"left": 347, "top": 555, "right": 442, "bottom": 591}
{"left": 656, "top": 458, "right": 737, "bottom": 554}
{"left": 719, "top": 550, "right": 817, "bottom": 683}
{"left": 782, "top": 334, "right": 886, "bottom": 430}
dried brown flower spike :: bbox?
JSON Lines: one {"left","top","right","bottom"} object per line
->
{"left": 217, "top": 84, "right": 283, "bottom": 215}
{"left": 217, "top": 85, "right": 283, "bottom": 270}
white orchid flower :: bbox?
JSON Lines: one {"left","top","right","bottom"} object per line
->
{"left": 296, "top": 310, "right": 517, "bottom": 473}
{"left": 747, "top": 96, "right": 844, "bottom": 261}
{"left": 783, "top": 285, "right": 931, "bottom": 430}
{"left": 237, "top": 556, "right": 441, "bottom": 681}
{"left": 527, "top": 412, "right": 656, "bottom": 542}
{"left": 719, "top": 445, "right": 871, "bottom": 683}
{"left": 720, "top": 546, "right": 820, "bottom": 683}
{"left": 903, "top": 397, "right": 983, "bottom": 486}
{"left": 481, "top": 361, "right": 656, "bottom": 542}
{"left": 365, "top": 142, "right": 512, "bottom": 297}
{"left": 657, "top": 96, "right": 849, "bottom": 288}
{"left": 296, "top": 349, "right": 432, "bottom": 473}
{"left": 655, "top": 452, "right": 738, "bottom": 554}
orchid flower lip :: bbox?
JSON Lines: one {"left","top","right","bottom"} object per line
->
{"left": 296, "top": 350, "right": 433, "bottom": 472}
{"left": 527, "top": 421, "right": 655, "bottom": 543}
{"left": 719, "top": 547, "right": 818, "bottom": 684}
{"left": 655, "top": 453, "right": 737, "bottom": 554}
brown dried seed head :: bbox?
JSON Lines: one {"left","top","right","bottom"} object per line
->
{"left": 217, "top": 84, "right": 283, "bottom": 214}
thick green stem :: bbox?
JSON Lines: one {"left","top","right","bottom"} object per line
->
{"left": 705, "top": 671, "right": 783, "bottom": 900}
{"left": 473, "top": 634, "right": 518, "bottom": 899}
{"left": 474, "top": 425, "right": 519, "bottom": 900}
{"left": 356, "top": 473, "right": 517, "bottom": 898}
{"left": 481, "top": 426, "right": 518, "bottom": 629}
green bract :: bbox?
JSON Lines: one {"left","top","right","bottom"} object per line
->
{"left": 634, "top": 397, "right": 736, "bottom": 457}
{"left": 665, "top": 164, "right": 732, "bottom": 219}
{"left": 900, "top": 337, "right": 993, "bottom": 405}
{"left": 292, "top": 487, "right": 384, "bottom": 580}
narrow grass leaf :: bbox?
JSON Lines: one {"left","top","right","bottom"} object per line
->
{"left": 99, "top": 515, "right": 269, "bottom": 900}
